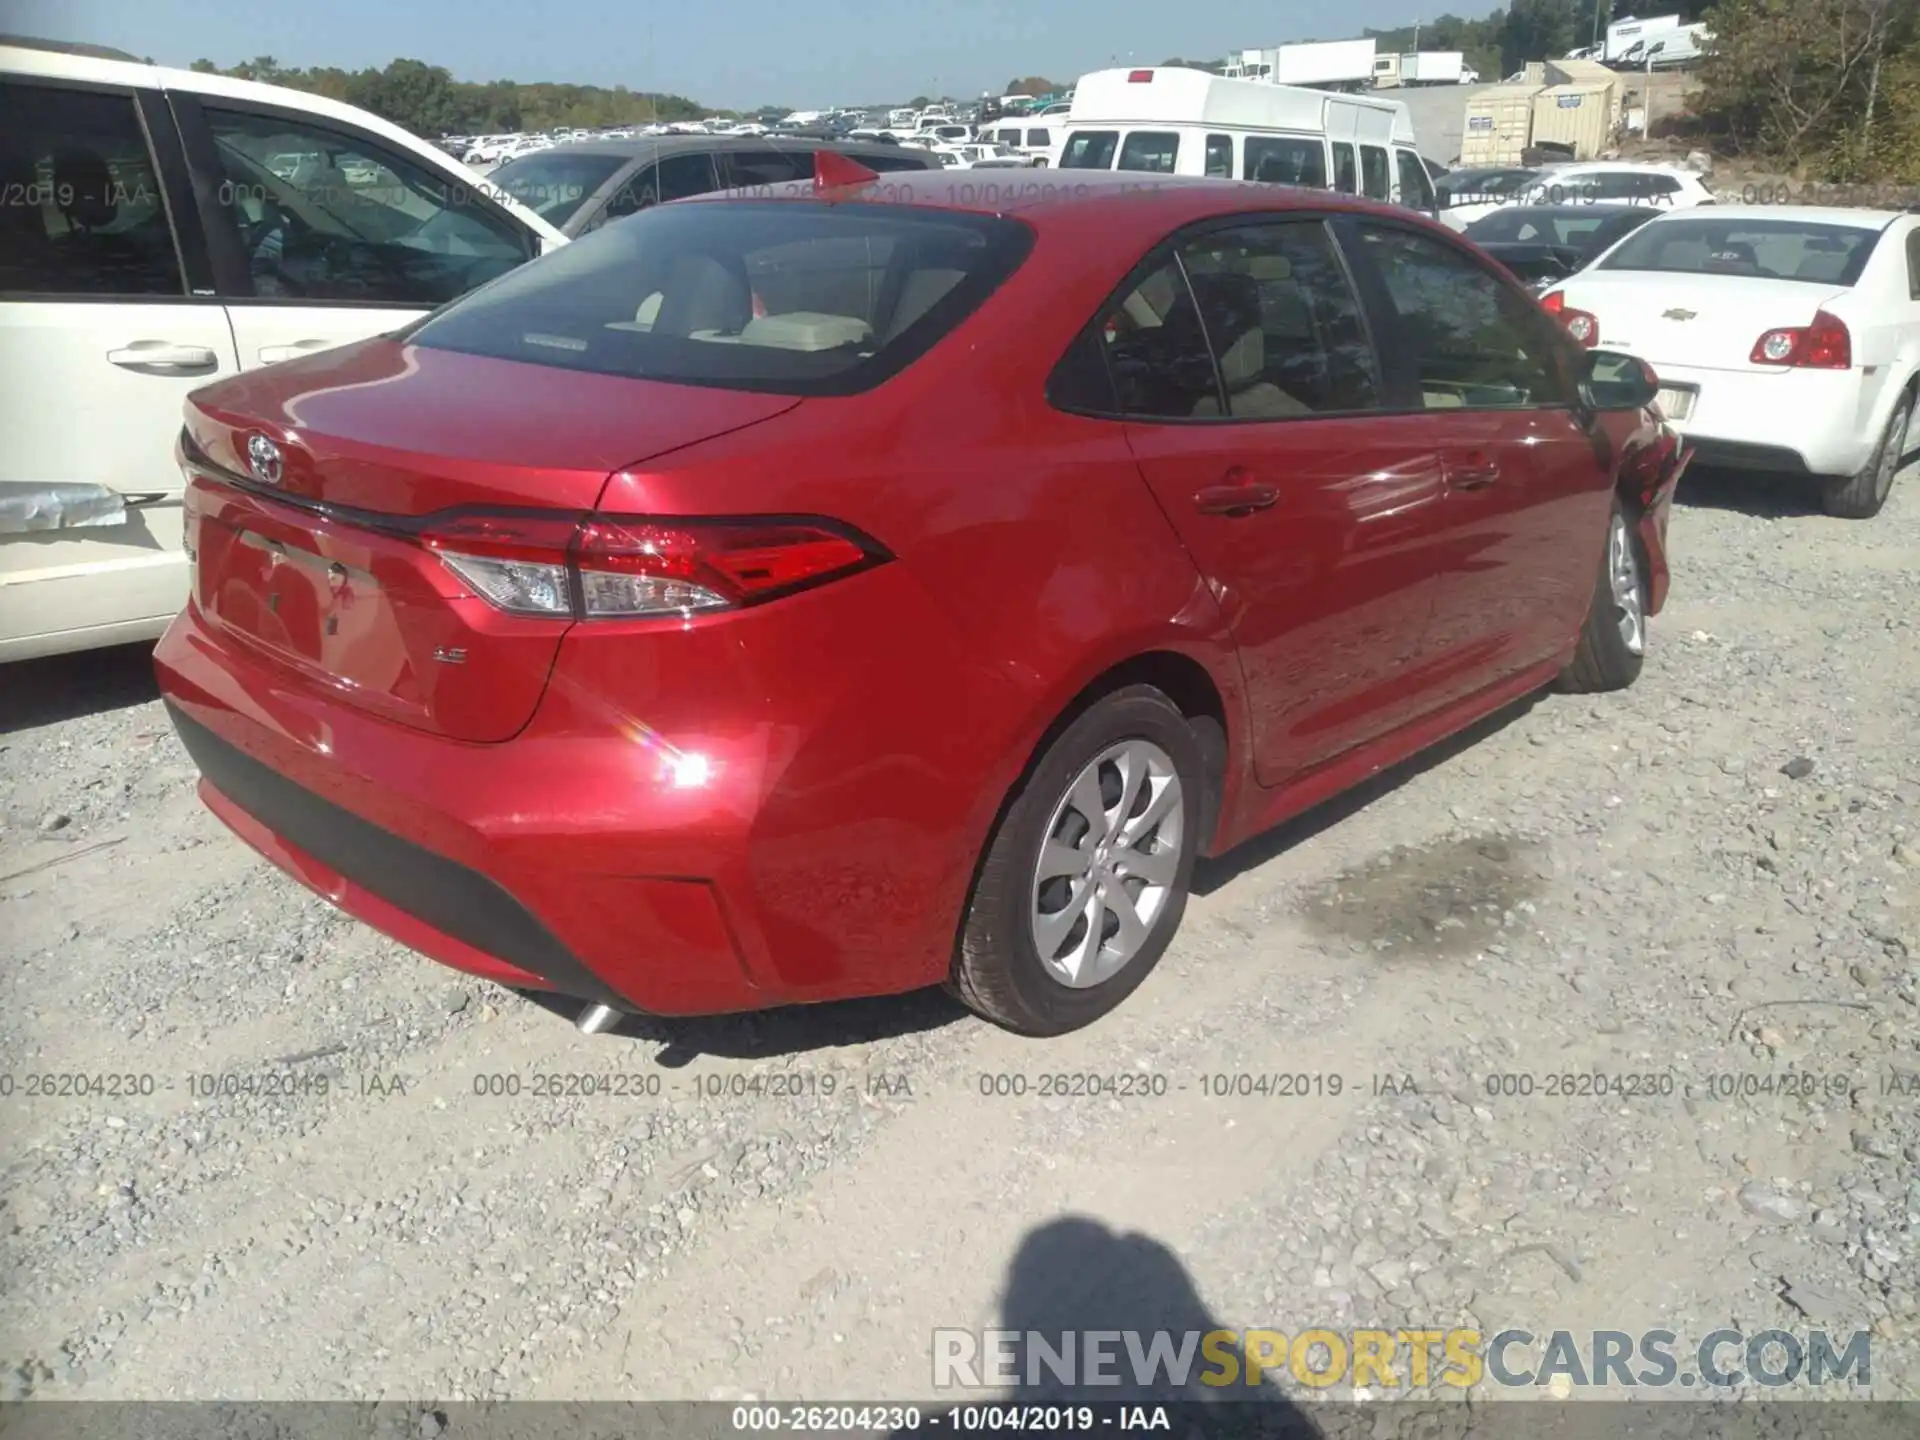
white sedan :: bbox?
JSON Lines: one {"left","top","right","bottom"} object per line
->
{"left": 1443, "top": 162, "right": 1715, "bottom": 232}
{"left": 1542, "top": 205, "right": 1920, "bottom": 518}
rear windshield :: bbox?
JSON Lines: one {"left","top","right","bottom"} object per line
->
{"left": 487, "top": 151, "right": 627, "bottom": 225}
{"left": 1599, "top": 216, "right": 1883, "bottom": 285}
{"left": 406, "top": 200, "right": 1033, "bottom": 396}
{"left": 1467, "top": 208, "right": 1635, "bottom": 246}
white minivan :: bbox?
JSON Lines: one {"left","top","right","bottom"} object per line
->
{"left": 1051, "top": 67, "right": 1437, "bottom": 215}
{"left": 0, "top": 41, "right": 567, "bottom": 662}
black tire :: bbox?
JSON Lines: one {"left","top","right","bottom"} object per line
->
{"left": 1822, "top": 389, "right": 1912, "bottom": 520}
{"left": 948, "top": 685, "right": 1202, "bottom": 1036}
{"left": 1558, "top": 500, "right": 1647, "bottom": 694}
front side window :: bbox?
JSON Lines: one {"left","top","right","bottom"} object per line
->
{"left": 1177, "top": 220, "right": 1380, "bottom": 417}
{"left": 723, "top": 150, "right": 811, "bottom": 186}
{"left": 1058, "top": 130, "right": 1118, "bottom": 170}
{"left": 1350, "top": 223, "right": 1565, "bottom": 410}
{"left": 1359, "top": 146, "right": 1391, "bottom": 202}
{"left": 407, "top": 201, "right": 1032, "bottom": 396}
{"left": 1204, "top": 135, "right": 1233, "bottom": 178}
{"left": 1332, "top": 143, "right": 1358, "bottom": 195}
{"left": 1244, "top": 136, "right": 1327, "bottom": 188}
{"left": 203, "top": 106, "right": 532, "bottom": 304}
{"left": 1907, "top": 229, "right": 1920, "bottom": 300}
{"left": 487, "top": 151, "right": 625, "bottom": 226}
{"left": 1394, "top": 149, "right": 1436, "bottom": 211}
{"left": 1117, "top": 132, "right": 1179, "bottom": 174}
{"left": 0, "top": 81, "right": 182, "bottom": 297}
{"left": 603, "top": 154, "right": 720, "bottom": 221}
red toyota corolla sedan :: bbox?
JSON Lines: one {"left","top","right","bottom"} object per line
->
{"left": 155, "top": 165, "right": 1686, "bottom": 1037}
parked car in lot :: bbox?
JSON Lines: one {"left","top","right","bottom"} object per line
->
{"left": 0, "top": 41, "right": 566, "bottom": 662}
{"left": 1541, "top": 206, "right": 1920, "bottom": 518}
{"left": 156, "top": 165, "right": 1683, "bottom": 1037}
{"left": 1442, "top": 162, "right": 1714, "bottom": 232}
{"left": 1463, "top": 204, "right": 1662, "bottom": 292}
{"left": 484, "top": 135, "right": 940, "bottom": 236}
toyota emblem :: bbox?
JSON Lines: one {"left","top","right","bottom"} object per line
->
{"left": 246, "top": 433, "right": 284, "bottom": 486}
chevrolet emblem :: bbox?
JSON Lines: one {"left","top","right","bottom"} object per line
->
{"left": 1663, "top": 308, "right": 1697, "bottom": 321}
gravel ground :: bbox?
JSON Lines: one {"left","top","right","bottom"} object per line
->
{"left": 1, "top": 461, "right": 1917, "bottom": 1405}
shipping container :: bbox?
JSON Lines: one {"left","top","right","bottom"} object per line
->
{"left": 1530, "top": 79, "right": 1621, "bottom": 159}
{"left": 1460, "top": 83, "right": 1542, "bottom": 167}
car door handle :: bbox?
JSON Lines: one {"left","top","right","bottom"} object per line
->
{"left": 1194, "top": 482, "right": 1279, "bottom": 516}
{"left": 1446, "top": 455, "right": 1501, "bottom": 490}
{"left": 258, "top": 340, "right": 335, "bottom": 364}
{"left": 106, "top": 342, "right": 219, "bottom": 371}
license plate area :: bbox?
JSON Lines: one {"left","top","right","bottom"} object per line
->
{"left": 1655, "top": 384, "right": 1698, "bottom": 423}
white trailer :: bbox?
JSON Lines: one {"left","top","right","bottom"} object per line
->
{"left": 1271, "top": 39, "right": 1378, "bottom": 91}
{"left": 1604, "top": 14, "right": 1682, "bottom": 63}
{"left": 1401, "top": 51, "right": 1470, "bottom": 85}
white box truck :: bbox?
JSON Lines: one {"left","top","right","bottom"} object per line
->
{"left": 1399, "top": 52, "right": 1475, "bottom": 85}
{"left": 1272, "top": 39, "right": 1378, "bottom": 91}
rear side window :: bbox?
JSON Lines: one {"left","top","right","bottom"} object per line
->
{"left": 0, "top": 80, "right": 183, "bottom": 298}
{"left": 1244, "top": 136, "right": 1326, "bottom": 188}
{"left": 1359, "top": 145, "right": 1391, "bottom": 201}
{"left": 1331, "top": 143, "right": 1358, "bottom": 194}
{"left": 1908, "top": 229, "right": 1920, "bottom": 300}
{"left": 1026, "top": 128, "right": 1051, "bottom": 147}
{"left": 1117, "top": 132, "right": 1179, "bottom": 173}
{"left": 1059, "top": 131, "right": 1118, "bottom": 169}
{"left": 407, "top": 201, "right": 1033, "bottom": 396}
{"left": 1204, "top": 135, "right": 1233, "bottom": 178}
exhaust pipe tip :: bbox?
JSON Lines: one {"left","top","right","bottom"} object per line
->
{"left": 575, "top": 1002, "right": 624, "bottom": 1036}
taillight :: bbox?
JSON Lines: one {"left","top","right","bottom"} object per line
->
{"left": 1541, "top": 289, "right": 1600, "bottom": 348}
{"left": 1750, "top": 309, "right": 1851, "bottom": 369}
{"left": 421, "top": 513, "right": 882, "bottom": 620}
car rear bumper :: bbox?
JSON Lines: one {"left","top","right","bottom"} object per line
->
{"left": 155, "top": 566, "right": 1025, "bottom": 1016}
{"left": 1645, "top": 363, "right": 1868, "bottom": 477}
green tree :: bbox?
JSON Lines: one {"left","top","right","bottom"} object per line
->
{"left": 1695, "top": 0, "right": 1920, "bottom": 178}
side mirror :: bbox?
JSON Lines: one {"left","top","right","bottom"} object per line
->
{"left": 1582, "top": 348, "right": 1660, "bottom": 412}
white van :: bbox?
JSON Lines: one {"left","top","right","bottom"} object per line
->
{"left": 1052, "top": 67, "right": 1437, "bottom": 214}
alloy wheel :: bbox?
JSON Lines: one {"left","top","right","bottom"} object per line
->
{"left": 1029, "top": 739, "right": 1184, "bottom": 988}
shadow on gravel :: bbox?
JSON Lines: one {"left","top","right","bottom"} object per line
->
{"left": 1673, "top": 463, "right": 1822, "bottom": 518}
{"left": 1192, "top": 692, "right": 1541, "bottom": 898}
{"left": 518, "top": 984, "right": 970, "bottom": 1065}
{"left": 898, "top": 1216, "right": 1317, "bottom": 1430}
{"left": 0, "top": 641, "right": 161, "bottom": 734}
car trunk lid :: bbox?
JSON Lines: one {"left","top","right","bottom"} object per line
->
{"left": 1554, "top": 273, "right": 1854, "bottom": 373}
{"left": 182, "top": 338, "right": 800, "bottom": 743}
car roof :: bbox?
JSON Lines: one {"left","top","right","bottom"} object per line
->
{"left": 685, "top": 168, "right": 1436, "bottom": 227}
{"left": 1545, "top": 161, "right": 1702, "bottom": 177}
{"left": 1631, "top": 203, "right": 1906, "bottom": 228}
{"left": 1470, "top": 204, "right": 1651, "bottom": 219}
{"left": 528, "top": 133, "right": 931, "bottom": 160}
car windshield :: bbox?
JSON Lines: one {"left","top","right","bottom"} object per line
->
{"left": 486, "top": 151, "right": 628, "bottom": 225}
{"left": 1599, "top": 217, "right": 1883, "bottom": 284}
{"left": 406, "top": 200, "right": 1033, "bottom": 395}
